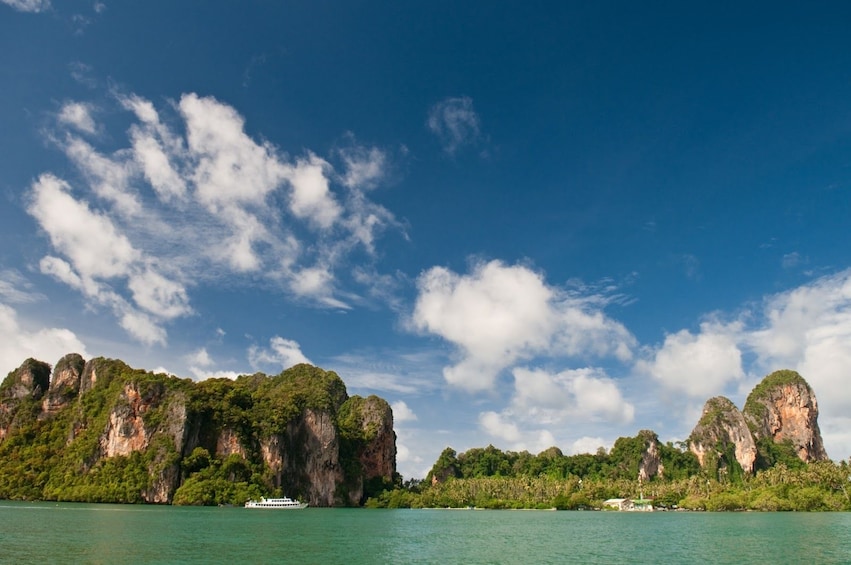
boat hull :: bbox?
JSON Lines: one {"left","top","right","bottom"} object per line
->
{"left": 244, "top": 497, "right": 308, "bottom": 509}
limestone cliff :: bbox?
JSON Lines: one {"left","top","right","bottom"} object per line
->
{"left": 0, "top": 358, "right": 51, "bottom": 442}
{"left": 689, "top": 396, "right": 757, "bottom": 475}
{"left": 743, "top": 370, "right": 828, "bottom": 463}
{"left": 0, "top": 356, "right": 396, "bottom": 506}
{"left": 41, "top": 353, "right": 84, "bottom": 415}
{"left": 637, "top": 430, "right": 664, "bottom": 482}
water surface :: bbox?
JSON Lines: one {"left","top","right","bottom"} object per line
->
{"left": 2, "top": 502, "right": 848, "bottom": 564}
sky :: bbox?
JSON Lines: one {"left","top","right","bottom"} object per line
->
{"left": 2, "top": 1, "right": 851, "bottom": 480}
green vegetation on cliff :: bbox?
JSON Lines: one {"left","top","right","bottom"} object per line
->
{"left": 0, "top": 357, "right": 394, "bottom": 506}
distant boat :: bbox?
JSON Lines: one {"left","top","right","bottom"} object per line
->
{"left": 244, "top": 496, "right": 308, "bottom": 509}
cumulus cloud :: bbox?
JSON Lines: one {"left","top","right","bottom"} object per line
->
{"left": 186, "top": 347, "right": 213, "bottom": 368}
{"left": 411, "top": 260, "right": 636, "bottom": 391}
{"left": 747, "top": 269, "right": 851, "bottom": 416}
{"left": 249, "top": 336, "right": 312, "bottom": 371}
{"left": 184, "top": 347, "right": 242, "bottom": 380}
{"left": 0, "top": 303, "right": 88, "bottom": 378}
{"left": 1, "top": 0, "right": 50, "bottom": 13}
{"left": 479, "top": 411, "right": 521, "bottom": 443}
{"left": 58, "top": 102, "right": 97, "bottom": 135}
{"left": 512, "top": 367, "right": 635, "bottom": 425}
{"left": 635, "top": 269, "right": 851, "bottom": 460}
{"left": 635, "top": 321, "right": 745, "bottom": 398}
{"left": 391, "top": 400, "right": 417, "bottom": 422}
{"left": 26, "top": 90, "right": 401, "bottom": 344}
{"left": 570, "top": 436, "right": 608, "bottom": 455}
{"left": 427, "top": 96, "right": 482, "bottom": 154}
{"left": 478, "top": 411, "right": 558, "bottom": 454}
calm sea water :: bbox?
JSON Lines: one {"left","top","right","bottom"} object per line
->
{"left": 1, "top": 502, "right": 849, "bottom": 564}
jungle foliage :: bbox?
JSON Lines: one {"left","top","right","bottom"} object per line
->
{"left": 366, "top": 438, "right": 851, "bottom": 512}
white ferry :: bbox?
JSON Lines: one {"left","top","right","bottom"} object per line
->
{"left": 244, "top": 496, "right": 308, "bottom": 509}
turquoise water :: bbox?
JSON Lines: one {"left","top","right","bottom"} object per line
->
{"left": 2, "top": 502, "right": 849, "bottom": 564}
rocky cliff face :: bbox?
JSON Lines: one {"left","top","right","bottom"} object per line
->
{"left": 743, "top": 370, "right": 828, "bottom": 463}
{"left": 637, "top": 430, "right": 664, "bottom": 482}
{"left": 356, "top": 396, "right": 396, "bottom": 485}
{"left": 0, "top": 355, "right": 396, "bottom": 506}
{"left": 41, "top": 353, "right": 84, "bottom": 415}
{"left": 689, "top": 396, "right": 757, "bottom": 475}
{"left": 0, "top": 358, "right": 51, "bottom": 442}
{"left": 688, "top": 370, "right": 829, "bottom": 475}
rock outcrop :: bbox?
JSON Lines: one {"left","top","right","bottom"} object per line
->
{"left": 355, "top": 396, "right": 396, "bottom": 486}
{"left": 0, "top": 358, "right": 51, "bottom": 442}
{"left": 41, "top": 353, "right": 84, "bottom": 414}
{"left": 688, "top": 370, "right": 829, "bottom": 475}
{"left": 689, "top": 396, "right": 757, "bottom": 475}
{"left": 743, "top": 370, "right": 828, "bottom": 463}
{"left": 637, "top": 430, "right": 664, "bottom": 482}
{"left": 0, "top": 355, "right": 396, "bottom": 506}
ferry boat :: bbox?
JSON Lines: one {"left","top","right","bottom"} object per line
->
{"left": 244, "top": 496, "right": 308, "bottom": 509}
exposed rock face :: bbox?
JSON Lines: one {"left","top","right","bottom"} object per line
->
{"left": 356, "top": 396, "right": 396, "bottom": 485}
{"left": 215, "top": 428, "right": 247, "bottom": 458}
{"left": 42, "top": 353, "right": 84, "bottom": 414}
{"left": 689, "top": 396, "right": 757, "bottom": 475}
{"left": 280, "top": 408, "right": 345, "bottom": 507}
{"left": 637, "top": 430, "right": 664, "bottom": 482}
{"left": 743, "top": 370, "right": 828, "bottom": 462}
{"left": 0, "top": 354, "right": 396, "bottom": 506}
{"left": 0, "top": 358, "right": 52, "bottom": 442}
{"left": 3, "top": 358, "right": 51, "bottom": 401}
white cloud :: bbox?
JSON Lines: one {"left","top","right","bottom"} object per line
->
{"left": 180, "top": 92, "right": 288, "bottom": 209}
{"left": 479, "top": 411, "right": 521, "bottom": 443}
{"left": 427, "top": 96, "right": 481, "bottom": 154}
{"left": 25, "top": 90, "right": 403, "bottom": 343}
{"left": 0, "top": 270, "right": 43, "bottom": 304}
{"left": 337, "top": 142, "right": 386, "bottom": 190}
{"left": 39, "top": 256, "right": 85, "bottom": 291}
{"left": 27, "top": 174, "right": 176, "bottom": 346}
{"left": 636, "top": 321, "right": 744, "bottom": 398}
{"left": 747, "top": 269, "right": 851, "bottom": 417}
{"left": 0, "top": 303, "right": 88, "bottom": 378}
{"left": 478, "top": 411, "right": 559, "bottom": 454}
{"left": 391, "top": 400, "right": 417, "bottom": 423}
{"left": 28, "top": 174, "right": 140, "bottom": 280}
{"left": 285, "top": 154, "right": 342, "bottom": 229}
{"left": 512, "top": 367, "right": 635, "bottom": 425}
{"left": 570, "top": 436, "right": 608, "bottom": 455}
{"left": 189, "top": 367, "right": 242, "bottom": 381}
{"left": 118, "top": 308, "right": 166, "bottom": 346}
{"left": 58, "top": 102, "right": 96, "bottom": 135}
{"left": 248, "top": 336, "right": 312, "bottom": 371}
{"left": 1, "top": 0, "right": 50, "bottom": 13}
{"left": 411, "top": 260, "right": 635, "bottom": 391}
{"left": 186, "top": 347, "right": 213, "bottom": 367}
{"left": 119, "top": 95, "right": 188, "bottom": 202}
{"left": 127, "top": 267, "right": 191, "bottom": 320}
{"left": 63, "top": 137, "right": 141, "bottom": 217}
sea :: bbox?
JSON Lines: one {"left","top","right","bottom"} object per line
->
{"left": 2, "top": 502, "right": 849, "bottom": 564}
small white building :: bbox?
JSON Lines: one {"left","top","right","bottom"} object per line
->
{"left": 603, "top": 498, "right": 654, "bottom": 512}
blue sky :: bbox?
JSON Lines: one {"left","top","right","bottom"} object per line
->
{"left": 2, "top": 1, "right": 851, "bottom": 479}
